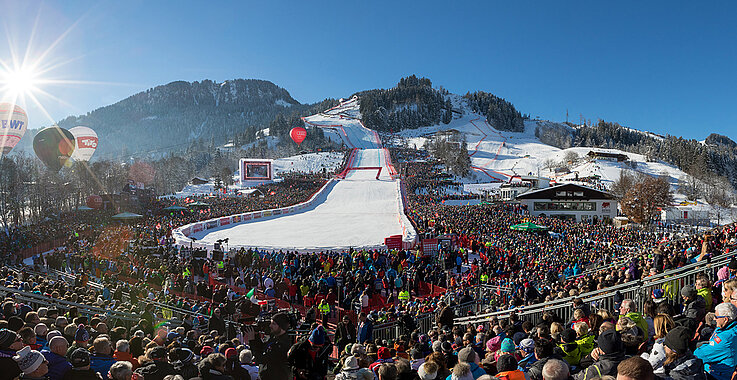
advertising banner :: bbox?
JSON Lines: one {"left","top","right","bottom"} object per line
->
{"left": 205, "top": 220, "right": 218, "bottom": 229}
{"left": 220, "top": 218, "right": 230, "bottom": 226}
{"left": 232, "top": 215, "right": 241, "bottom": 223}
{"left": 192, "top": 224, "right": 203, "bottom": 233}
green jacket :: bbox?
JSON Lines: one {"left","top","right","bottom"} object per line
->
{"left": 624, "top": 312, "right": 649, "bottom": 336}
{"left": 557, "top": 342, "right": 581, "bottom": 366}
{"left": 576, "top": 334, "right": 595, "bottom": 358}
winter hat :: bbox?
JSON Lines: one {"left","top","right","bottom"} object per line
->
{"left": 561, "top": 329, "right": 577, "bottom": 343}
{"left": 70, "top": 347, "right": 91, "bottom": 368}
{"left": 272, "top": 312, "right": 290, "bottom": 331}
{"left": 458, "top": 347, "right": 476, "bottom": 363}
{"left": 512, "top": 332, "right": 526, "bottom": 346}
{"left": 13, "top": 346, "right": 44, "bottom": 374}
{"left": 74, "top": 324, "right": 90, "bottom": 342}
{"left": 225, "top": 348, "right": 237, "bottom": 359}
{"left": 378, "top": 346, "right": 392, "bottom": 360}
{"left": 497, "top": 354, "right": 518, "bottom": 372}
{"left": 597, "top": 329, "right": 623, "bottom": 355}
{"left": 166, "top": 331, "right": 180, "bottom": 342}
{"left": 149, "top": 346, "right": 166, "bottom": 360}
{"left": 418, "top": 362, "right": 438, "bottom": 380}
{"left": 46, "top": 330, "right": 62, "bottom": 342}
{"left": 343, "top": 355, "right": 360, "bottom": 370}
{"left": 34, "top": 323, "right": 48, "bottom": 337}
{"left": 0, "top": 328, "right": 18, "bottom": 350}
{"left": 441, "top": 341, "right": 453, "bottom": 353}
{"left": 351, "top": 344, "right": 366, "bottom": 356}
{"left": 681, "top": 285, "right": 697, "bottom": 299}
{"left": 520, "top": 338, "right": 535, "bottom": 353}
{"left": 652, "top": 289, "right": 666, "bottom": 304}
{"left": 500, "top": 338, "right": 515, "bottom": 353}
{"left": 309, "top": 326, "right": 326, "bottom": 345}
{"left": 176, "top": 348, "right": 194, "bottom": 363}
{"left": 200, "top": 346, "right": 214, "bottom": 356}
{"left": 729, "top": 257, "right": 737, "bottom": 270}
{"left": 664, "top": 326, "right": 691, "bottom": 355}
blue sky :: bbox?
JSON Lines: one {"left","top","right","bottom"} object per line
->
{"left": 1, "top": 0, "right": 736, "bottom": 140}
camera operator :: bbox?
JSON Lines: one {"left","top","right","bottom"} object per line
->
{"left": 244, "top": 312, "right": 293, "bottom": 380}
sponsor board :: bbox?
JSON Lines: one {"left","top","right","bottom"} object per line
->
{"left": 262, "top": 210, "right": 272, "bottom": 217}
{"left": 273, "top": 209, "right": 281, "bottom": 215}
{"left": 232, "top": 215, "right": 241, "bottom": 223}
{"left": 220, "top": 218, "right": 230, "bottom": 226}
{"left": 253, "top": 212, "right": 261, "bottom": 219}
{"left": 242, "top": 214, "right": 252, "bottom": 221}
{"left": 205, "top": 220, "right": 218, "bottom": 229}
{"left": 181, "top": 227, "right": 191, "bottom": 236}
{"left": 192, "top": 224, "right": 203, "bottom": 233}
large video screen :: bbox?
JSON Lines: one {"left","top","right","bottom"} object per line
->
{"left": 243, "top": 162, "right": 271, "bottom": 180}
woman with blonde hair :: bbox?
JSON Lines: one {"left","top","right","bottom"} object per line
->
{"left": 722, "top": 279, "right": 737, "bottom": 307}
{"left": 640, "top": 314, "right": 675, "bottom": 375}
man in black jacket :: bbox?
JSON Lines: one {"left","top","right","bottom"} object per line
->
{"left": 334, "top": 316, "right": 356, "bottom": 354}
{"left": 208, "top": 308, "right": 226, "bottom": 336}
{"left": 246, "top": 312, "right": 293, "bottom": 380}
{"left": 134, "top": 347, "right": 176, "bottom": 380}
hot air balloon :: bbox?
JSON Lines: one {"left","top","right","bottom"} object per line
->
{"left": 290, "top": 127, "right": 307, "bottom": 146}
{"left": 69, "top": 126, "right": 98, "bottom": 162}
{"left": 0, "top": 102, "right": 28, "bottom": 155}
{"left": 33, "top": 126, "right": 75, "bottom": 172}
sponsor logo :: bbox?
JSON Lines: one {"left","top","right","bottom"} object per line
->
{"left": 220, "top": 218, "right": 230, "bottom": 225}
{"left": 205, "top": 220, "right": 218, "bottom": 229}
{"left": 77, "top": 137, "right": 98, "bottom": 148}
{"left": 192, "top": 224, "right": 203, "bottom": 233}
{"left": 232, "top": 215, "right": 241, "bottom": 223}
{"left": 273, "top": 209, "right": 281, "bottom": 215}
{"left": 242, "top": 214, "right": 252, "bottom": 220}
{"left": 262, "top": 210, "right": 272, "bottom": 217}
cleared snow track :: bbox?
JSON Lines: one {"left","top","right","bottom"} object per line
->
{"left": 176, "top": 97, "right": 416, "bottom": 251}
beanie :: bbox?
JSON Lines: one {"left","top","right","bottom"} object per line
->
{"left": 500, "top": 338, "right": 515, "bottom": 353}
{"left": 561, "top": 329, "right": 577, "bottom": 343}
{"left": 308, "top": 326, "right": 326, "bottom": 345}
{"left": 74, "top": 324, "right": 90, "bottom": 342}
{"left": 0, "top": 328, "right": 18, "bottom": 350}
{"left": 664, "top": 326, "right": 691, "bottom": 355}
{"left": 378, "top": 346, "right": 391, "bottom": 360}
{"left": 681, "top": 285, "right": 697, "bottom": 299}
{"left": 13, "top": 346, "right": 44, "bottom": 374}
{"left": 200, "top": 346, "right": 213, "bottom": 356}
{"left": 597, "top": 329, "right": 623, "bottom": 355}
{"left": 272, "top": 312, "right": 290, "bottom": 331}
{"left": 497, "top": 354, "right": 518, "bottom": 372}
{"left": 458, "top": 347, "right": 476, "bottom": 363}
{"left": 225, "top": 347, "right": 237, "bottom": 359}
{"left": 70, "top": 347, "right": 91, "bottom": 368}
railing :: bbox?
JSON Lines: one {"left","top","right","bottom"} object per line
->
{"left": 0, "top": 285, "right": 140, "bottom": 326}
{"left": 456, "top": 249, "right": 737, "bottom": 326}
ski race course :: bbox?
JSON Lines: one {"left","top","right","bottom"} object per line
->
{"left": 174, "top": 97, "right": 417, "bottom": 251}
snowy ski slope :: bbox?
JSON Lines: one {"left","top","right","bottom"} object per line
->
{"left": 185, "top": 97, "right": 416, "bottom": 251}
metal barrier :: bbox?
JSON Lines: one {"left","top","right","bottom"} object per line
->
{"left": 0, "top": 285, "right": 139, "bottom": 326}
{"left": 456, "top": 250, "right": 736, "bottom": 326}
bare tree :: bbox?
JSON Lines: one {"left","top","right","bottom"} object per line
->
{"left": 620, "top": 174, "right": 674, "bottom": 225}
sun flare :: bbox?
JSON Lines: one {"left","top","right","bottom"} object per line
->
{"left": 1, "top": 66, "right": 40, "bottom": 98}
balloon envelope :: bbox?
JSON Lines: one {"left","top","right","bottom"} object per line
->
{"left": 0, "top": 103, "right": 28, "bottom": 155}
{"left": 33, "top": 126, "right": 75, "bottom": 172}
{"left": 86, "top": 194, "right": 103, "bottom": 209}
{"left": 69, "top": 126, "right": 98, "bottom": 162}
{"left": 290, "top": 127, "right": 307, "bottom": 146}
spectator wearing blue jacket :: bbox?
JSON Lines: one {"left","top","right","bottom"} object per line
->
{"left": 89, "top": 337, "right": 116, "bottom": 378}
{"left": 41, "top": 336, "right": 72, "bottom": 380}
{"left": 694, "top": 302, "right": 737, "bottom": 380}
{"left": 357, "top": 312, "right": 373, "bottom": 344}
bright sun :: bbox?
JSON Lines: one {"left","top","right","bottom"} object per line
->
{"left": 1, "top": 66, "right": 39, "bottom": 97}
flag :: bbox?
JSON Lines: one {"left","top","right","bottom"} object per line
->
{"left": 246, "top": 288, "right": 255, "bottom": 298}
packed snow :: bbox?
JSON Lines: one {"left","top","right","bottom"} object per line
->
{"left": 184, "top": 98, "right": 416, "bottom": 250}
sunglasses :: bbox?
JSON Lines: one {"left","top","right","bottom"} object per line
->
{"left": 714, "top": 315, "right": 729, "bottom": 319}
